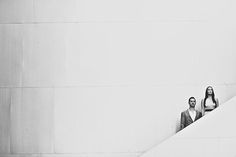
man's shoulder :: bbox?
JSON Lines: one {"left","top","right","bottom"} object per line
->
{"left": 181, "top": 110, "right": 188, "bottom": 115}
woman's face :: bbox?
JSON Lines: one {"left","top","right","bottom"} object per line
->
{"left": 207, "top": 87, "right": 213, "bottom": 95}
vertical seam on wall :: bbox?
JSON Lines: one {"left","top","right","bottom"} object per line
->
{"left": 21, "top": 25, "right": 24, "bottom": 88}
{"left": 32, "top": 0, "right": 35, "bottom": 22}
{"left": 9, "top": 88, "right": 12, "bottom": 154}
{"left": 52, "top": 87, "right": 56, "bottom": 154}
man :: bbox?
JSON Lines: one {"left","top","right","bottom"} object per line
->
{"left": 180, "top": 97, "right": 202, "bottom": 130}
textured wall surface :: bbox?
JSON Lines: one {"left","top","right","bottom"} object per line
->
{"left": 0, "top": 0, "right": 236, "bottom": 157}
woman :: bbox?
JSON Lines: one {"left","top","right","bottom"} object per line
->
{"left": 201, "top": 86, "right": 219, "bottom": 116}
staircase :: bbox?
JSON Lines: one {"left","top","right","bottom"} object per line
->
{"left": 140, "top": 96, "right": 236, "bottom": 157}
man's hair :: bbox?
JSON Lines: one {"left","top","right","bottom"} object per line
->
{"left": 188, "top": 97, "right": 196, "bottom": 104}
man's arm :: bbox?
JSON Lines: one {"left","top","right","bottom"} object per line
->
{"left": 199, "top": 111, "right": 202, "bottom": 118}
{"left": 180, "top": 112, "right": 185, "bottom": 130}
{"left": 196, "top": 111, "right": 202, "bottom": 120}
{"left": 216, "top": 98, "right": 219, "bottom": 108}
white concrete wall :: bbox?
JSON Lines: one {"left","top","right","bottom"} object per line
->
{"left": 141, "top": 96, "right": 236, "bottom": 157}
{"left": 0, "top": 0, "right": 236, "bottom": 157}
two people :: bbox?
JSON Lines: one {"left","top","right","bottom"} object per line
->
{"left": 180, "top": 86, "right": 219, "bottom": 130}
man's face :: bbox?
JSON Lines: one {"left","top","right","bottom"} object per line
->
{"left": 189, "top": 98, "right": 196, "bottom": 108}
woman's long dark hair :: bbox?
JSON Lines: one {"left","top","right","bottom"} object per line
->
{"left": 203, "top": 86, "right": 216, "bottom": 107}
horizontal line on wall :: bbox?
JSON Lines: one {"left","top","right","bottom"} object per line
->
{"left": 0, "top": 19, "right": 208, "bottom": 25}
{"left": 0, "top": 83, "right": 235, "bottom": 89}
{"left": 0, "top": 151, "right": 143, "bottom": 156}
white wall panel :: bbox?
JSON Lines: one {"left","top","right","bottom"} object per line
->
{"left": 64, "top": 22, "right": 236, "bottom": 85}
{"left": 34, "top": 0, "right": 79, "bottom": 22}
{"left": 2, "top": 22, "right": 235, "bottom": 87}
{"left": 0, "top": 88, "right": 10, "bottom": 153}
{"left": 76, "top": 0, "right": 144, "bottom": 22}
{"left": 219, "top": 138, "right": 236, "bottom": 156}
{"left": 139, "top": 0, "right": 236, "bottom": 21}
{"left": 32, "top": 0, "right": 236, "bottom": 22}
{"left": 5, "top": 22, "right": 228, "bottom": 87}
{"left": 22, "top": 24, "right": 66, "bottom": 87}
{"left": 0, "top": 25, "right": 23, "bottom": 87}
{"left": 0, "top": 0, "right": 34, "bottom": 23}
{"left": 0, "top": 0, "right": 235, "bottom": 23}
{"left": 54, "top": 86, "right": 180, "bottom": 152}
{"left": 11, "top": 88, "right": 54, "bottom": 153}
